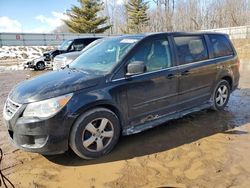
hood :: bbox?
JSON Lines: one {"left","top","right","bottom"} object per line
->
{"left": 9, "top": 69, "right": 103, "bottom": 104}
{"left": 44, "top": 49, "right": 63, "bottom": 56}
{"left": 43, "top": 50, "right": 55, "bottom": 56}
{"left": 56, "top": 51, "right": 83, "bottom": 61}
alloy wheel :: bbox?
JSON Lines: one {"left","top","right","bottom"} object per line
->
{"left": 82, "top": 118, "right": 114, "bottom": 152}
{"left": 37, "top": 62, "right": 45, "bottom": 70}
{"left": 215, "top": 85, "right": 229, "bottom": 106}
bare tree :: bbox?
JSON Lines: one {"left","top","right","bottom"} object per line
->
{"left": 101, "top": 0, "right": 250, "bottom": 34}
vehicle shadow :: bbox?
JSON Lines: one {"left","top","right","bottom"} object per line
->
{"left": 45, "top": 88, "right": 250, "bottom": 166}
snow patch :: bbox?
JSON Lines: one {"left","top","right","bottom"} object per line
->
{"left": 0, "top": 46, "right": 56, "bottom": 61}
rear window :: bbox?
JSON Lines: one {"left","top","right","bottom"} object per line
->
{"left": 174, "top": 36, "right": 208, "bottom": 65}
{"left": 208, "top": 34, "right": 234, "bottom": 58}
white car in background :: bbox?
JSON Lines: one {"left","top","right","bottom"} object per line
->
{"left": 53, "top": 38, "right": 104, "bottom": 71}
{"left": 24, "top": 37, "right": 101, "bottom": 71}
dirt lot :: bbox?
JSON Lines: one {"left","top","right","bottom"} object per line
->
{"left": 0, "top": 59, "right": 250, "bottom": 188}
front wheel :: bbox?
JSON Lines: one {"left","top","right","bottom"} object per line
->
{"left": 36, "top": 61, "right": 45, "bottom": 70}
{"left": 212, "top": 80, "right": 231, "bottom": 111}
{"left": 69, "top": 108, "right": 121, "bottom": 159}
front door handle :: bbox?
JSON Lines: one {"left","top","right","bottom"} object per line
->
{"left": 181, "top": 70, "right": 190, "bottom": 76}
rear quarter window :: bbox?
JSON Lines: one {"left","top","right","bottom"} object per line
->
{"left": 208, "top": 34, "right": 234, "bottom": 58}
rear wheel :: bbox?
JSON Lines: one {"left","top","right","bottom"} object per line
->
{"left": 212, "top": 80, "right": 231, "bottom": 110}
{"left": 69, "top": 108, "right": 120, "bottom": 159}
{"left": 36, "top": 61, "right": 45, "bottom": 70}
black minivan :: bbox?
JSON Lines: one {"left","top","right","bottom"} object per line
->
{"left": 3, "top": 32, "right": 240, "bottom": 159}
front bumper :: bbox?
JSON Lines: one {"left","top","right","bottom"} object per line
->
{"left": 3, "top": 103, "right": 74, "bottom": 155}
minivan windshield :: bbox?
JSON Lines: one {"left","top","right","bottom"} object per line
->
{"left": 69, "top": 37, "right": 142, "bottom": 74}
{"left": 59, "top": 40, "right": 73, "bottom": 51}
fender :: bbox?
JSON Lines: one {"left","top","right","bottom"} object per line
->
{"left": 213, "top": 57, "right": 236, "bottom": 92}
{"left": 33, "top": 56, "right": 46, "bottom": 65}
{"left": 69, "top": 89, "right": 125, "bottom": 129}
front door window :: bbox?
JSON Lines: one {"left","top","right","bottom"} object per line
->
{"left": 127, "top": 39, "right": 172, "bottom": 73}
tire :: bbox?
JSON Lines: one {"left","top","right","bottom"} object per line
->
{"left": 69, "top": 108, "right": 121, "bottom": 159}
{"left": 36, "top": 61, "right": 45, "bottom": 70}
{"left": 211, "top": 80, "right": 231, "bottom": 111}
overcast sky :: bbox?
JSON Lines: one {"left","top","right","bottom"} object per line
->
{"left": 0, "top": 0, "right": 125, "bottom": 33}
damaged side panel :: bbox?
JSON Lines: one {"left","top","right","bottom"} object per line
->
{"left": 123, "top": 102, "right": 212, "bottom": 135}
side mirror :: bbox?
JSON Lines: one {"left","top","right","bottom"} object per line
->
{"left": 126, "top": 61, "right": 146, "bottom": 76}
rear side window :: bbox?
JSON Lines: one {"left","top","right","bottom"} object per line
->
{"left": 174, "top": 36, "right": 208, "bottom": 65}
{"left": 208, "top": 35, "right": 234, "bottom": 58}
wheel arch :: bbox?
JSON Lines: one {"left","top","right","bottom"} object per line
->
{"left": 68, "top": 103, "right": 122, "bottom": 158}
{"left": 88, "top": 103, "right": 124, "bottom": 129}
{"left": 215, "top": 66, "right": 234, "bottom": 91}
{"left": 221, "top": 75, "right": 233, "bottom": 90}
{"left": 68, "top": 101, "right": 124, "bottom": 144}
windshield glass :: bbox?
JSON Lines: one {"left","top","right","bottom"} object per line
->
{"left": 81, "top": 38, "right": 104, "bottom": 52}
{"left": 59, "top": 40, "right": 73, "bottom": 51}
{"left": 69, "top": 37, "right": 141, "bottom": 74}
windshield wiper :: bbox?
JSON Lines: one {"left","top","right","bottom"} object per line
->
{"left": 62, "top": 64, "right": 70, "bottom": 69}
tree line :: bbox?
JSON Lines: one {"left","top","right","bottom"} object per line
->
{"left": 56, "top": 0, "right": 250, "bottom": 34}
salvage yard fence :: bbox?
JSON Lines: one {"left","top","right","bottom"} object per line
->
{"left": 203, "top": 25, "right": 250, "bottom": 39}
{"left": 0, "top": 33, "right": 109, "bottom": 47}
{"left": 0, "top": 25, "right": 250, "bottom": 47}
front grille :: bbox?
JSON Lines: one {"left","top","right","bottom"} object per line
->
{"left": 4, "top": 98, "right": 21, "bottom": 120}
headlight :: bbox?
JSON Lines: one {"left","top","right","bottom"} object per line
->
{"left": 61, "top": 57, "right": 73, "bottom": 68}
{"left": 61, "top": 57, "right": 67, "bottom": 65}
{"left": 23, "top": 93, "right": 73, "bottom": 118}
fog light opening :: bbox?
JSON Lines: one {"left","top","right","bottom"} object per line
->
{"left": 21, "top": 135, "right": 48, "bottom": 149}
